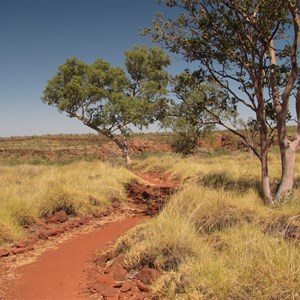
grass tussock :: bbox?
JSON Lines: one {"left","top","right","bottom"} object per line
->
{"left": 117, "top": 185, "right": 300, "bottom": 299}
{"left": 118, "top": 151, "right": 300, "bottom": 299}
{"left": 116, "top": 214, "right": 200, "bottom": 272}
{"left": 0, "top": 160, "right": 134, "bottom": 244}
{"left": 132, "top": 150, "right": 295, "bottom": 190}
{"left": 132, "top": 152, "right": 262, "bottom": 186}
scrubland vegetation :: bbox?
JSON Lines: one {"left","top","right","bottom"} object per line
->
{"left": 0, "top": 160, "right": 134, "bottom": 244}
{"left": 1, "top": 132, "right": 300, "bottom": 299}
{"left": 115, "top": 151, "right": 300, "bottom": 299}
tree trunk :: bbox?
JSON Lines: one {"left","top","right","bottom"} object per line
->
{"left": 122, "top": 139, "right": 132, "bottom": 165}
{"left": 275, "top": 139, "right": 298, "bottom": 201}
{"left": 260, "top": 145, "right": 273, "bottom": 205}
{"left": 104, "top": 131, "right": 132, "bottom": 165}
{"left": 268, "top": 8, "right": 300, "bottom": 201}
{"left": 256, "top": 89, "right": 273, "bottom": 205}
{"left": 119, "top": 130, "right": 132, "bottom": 165}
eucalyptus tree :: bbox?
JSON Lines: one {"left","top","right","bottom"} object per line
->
{"left": 146, "top": 0, "right": 300, "bottom": 203}
{"left": 42, "top": 46, "right": 170, "bottom": 164}
{"left": 165, "top": 70, "right": 231, "bottom": 154}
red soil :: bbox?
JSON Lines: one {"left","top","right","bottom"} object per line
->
{"left": 4, "top": 217, "right": 145, "bottom": 300}
{"left": 0, "top": 172, "right": 178, "bottom": 300}
{"left": 133, "top": 171, "right": 179, "bottom": 188}
{"left": 0, "top": 138, "right": 173, "bottom": 162}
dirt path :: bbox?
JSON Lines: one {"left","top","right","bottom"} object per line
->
{"left": 3, "top": 216, "right": 145, "bottom": 300}
{"left": 0, "top": 172, "right": 178, "bottom": 300}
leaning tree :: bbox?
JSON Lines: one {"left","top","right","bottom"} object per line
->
{"left": 42, "top": 45, "right": 170, "bottom": 164}
{"left": 146, "top": 0, "right": 300, "bottom": 203}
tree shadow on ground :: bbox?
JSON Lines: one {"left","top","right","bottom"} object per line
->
{"left": 198, "top": 172, "right": 262, "bottom": 196}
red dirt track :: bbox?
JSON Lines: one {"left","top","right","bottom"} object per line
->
{"left": 0, "top": 172, "right": 178, "bottom": 300}
{"left": 4, "top": 217, "right": 145, "bottom": 300}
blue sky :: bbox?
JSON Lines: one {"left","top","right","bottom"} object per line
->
{"left": 0, "top": 0, "right": 187, "bottom": 137}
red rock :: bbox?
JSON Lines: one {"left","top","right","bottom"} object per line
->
{"left": 134, "top": 293, "right": 146, "bottom": 300}
{"left": 105, "top": 290, "right": 120, "bottom": 300}
{"left": 28, "top": 236, "right": 39, "bottom": 243}
{"left": 0, "top": 249, "right": 10, "bottom": 257}
{"left": 91, "top": 274, "right": 119, "bottom": 298}
{"left": 46, "top": 219, "right": 57, "bottom": 224}
{"left": 112, "top": 255, "right": 125, "bottom": 267}
{"left": 26, "top": 245, "right": 34, "bottom": 251}
{"left": 61, "top": 224, "right": 69, "bottom": 230}
{"left": 36, "top": 220, "right": 52, "bottom": 229}
{"left": 67, "top": 224, "right": 76, "bottom": 230}
{"left": 52, "top": 210, "right": 69, "bottom": 223}
{"left": 102, "top": 211, "right": 110, "bottom": 217}
{"left": 46, "top": 229, "right": 58, "bottom": 237}
{"left": 70, "top": 220, "right": 81, "bottom": 228}
{"left": 93, "top": 212, "right": 102, "bottom": 218}
{"left": 120, "top": 281, "right": 132, "bottom": 293}
{"left": 119, "top": 286, "right": 145, "bottom": 300}
{"left": 12, "top": 248, "right": 27, "bottom": 255}
{"left": 37, "top": 231, "right": 49, "bottom": 240}
{"left": 136, "top": 281, "right": 150, "bottom": 293}
{"left": 108, "top": 265, "right": 127, "bottom": 281}
{"left": 95, "top": 254, "right": 110, "bottom": 268}
{"left": 14, "top": 241, "right": 31, "bottom": 248}
{"left": 136, "top": 267, "right": 161, "bottom": 285}
{"left": 97, "top": 274, "right": 115, "bottom": 287}
{"left": 113, "top": 282, "right": 122, "bottom": 288}
{"left": 91, "top": 282, "right": 117, "bottom": 297}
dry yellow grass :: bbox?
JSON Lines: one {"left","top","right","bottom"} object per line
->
{"left": 0, "top": 160, "right": 134, "bottom": 244}
{"left": 132, "top": 150, "right": 296, "bottom": 185}
{"left": 117, "top": 151, "right": 300, "bottom": 299}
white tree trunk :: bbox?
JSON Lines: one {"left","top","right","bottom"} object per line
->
{"left": 122, "top": 142, "right": 132, "bottom": 165}
{"left": 275, "top": 139, "right": 298, "bottom": 201}
{"left": 120, "top": 131, "right": 132, "bottom": 165}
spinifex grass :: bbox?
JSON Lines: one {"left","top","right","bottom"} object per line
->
{"left": 0, "top": 160, "right": 134, "bottom": 244}
{"left": 116, "top": 151, "right": 300, "bottom": 299}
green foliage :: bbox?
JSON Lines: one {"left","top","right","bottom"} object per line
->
{"left": 147, "top": 0, "right": 300, "bottom": 202}
{"left": 42, "top": 57, "right": 129, "bottom": 129}
{"left": 152, "top": 0, "right": 288, "bottom": 64}
{"left": 147, "top": 0, "right": 292, "bottom": 138}
{"left": 172, "top": 128, "right": 200, "bottom": 155}
{"left": 124, "top": 45, "right": 171, "bottom": 124}
{"left": 42, "top": 46, "right": 171, "bottom": 162}
{"left": 164, "top": 70, "right": 231, "bottom": 155}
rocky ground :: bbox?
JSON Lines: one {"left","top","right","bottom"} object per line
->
{"left": 0, "top": 172, "right": 178, "bottom": 300}
{"left": 0, "top": 139, "right": 173, "bottom": 162}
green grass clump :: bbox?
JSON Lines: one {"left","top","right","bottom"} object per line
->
{"left": 0, "top": 160, "right": 134, "bottom": 244}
